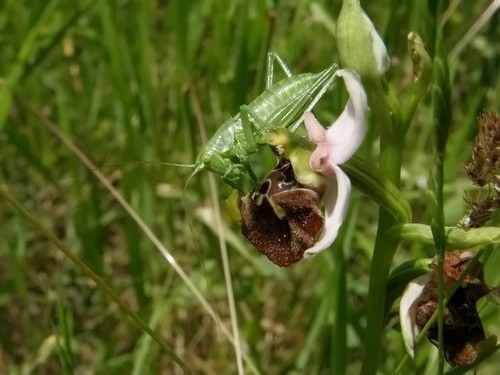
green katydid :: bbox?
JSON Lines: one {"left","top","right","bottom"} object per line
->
{"left": 185, "top": 53, "right": 338, "bottom": 192}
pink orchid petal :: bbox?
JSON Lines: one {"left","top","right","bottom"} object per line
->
{"left": 326, "top": 69, "right": 367, "bottom": 165}
{"left": 304, "top": 111, "right": 326, "bottom": 144}
{"left": 309, "top": 144, "right": 331, "bottom": 174}
{"left": 303, "top": 164, "right": 351, "bottom": 257}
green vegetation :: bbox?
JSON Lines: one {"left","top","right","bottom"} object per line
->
{"left": 0, "top": 0, "right": 498, "bottom": 373}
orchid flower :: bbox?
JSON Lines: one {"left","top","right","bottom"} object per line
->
{"left": 303, "top": 69, "right": 367, "bottom": 258}
{"left": 399, "top": 251, "right": 492, "bottom": 367}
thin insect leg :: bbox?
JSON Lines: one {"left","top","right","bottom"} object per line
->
{"left": 239, "top": 106, "right": 266, "bottom": 183}
{"left": 243, "top": 162, "right": 258, "bottom": 183}
{"left": 289, "top": 70, "right": 338, "bottom": 132}
{"left": 264, "top": 66, "right": 337, "bottom": 132}
{"left": 221, "top": 162, "right": 257, "bottom": 189}
{"left": 266, "top": 52, "right": 293, "bottom": 88}
{"left": 240, "top": 105, "right": 259, "bottom": 153}
{"left": 223, "top": 176, "right": 244, "bottom": 191}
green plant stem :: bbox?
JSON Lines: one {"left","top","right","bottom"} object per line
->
{"left": 361, "top": 131, "right": 402, "bottom": 375}
{"left": 332, "top": 201, "right": 358, "bottom": 375}
{"left": 400, "top": 94, "right": 421, "bottom": 137}
{"left": 431, "top": 51, "right": 450, "bottom": 375}
{"left": 332, "top": 245, "right": 347, "bottom": 375}
{"left": 433, "top": 154, "right": 446, "bottom": 375}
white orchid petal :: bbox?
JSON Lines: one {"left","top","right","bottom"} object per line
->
{"left": 304, "top": 111, "right": 326, "bottom": 144}
{"left": 362, "top": 12, "right": 390, "bottom": 74}
{"left": 400, "top": 274, "right": 431, "bottom": 358}
{"left": 325, "top": 70, "right": 367, "bottom": 165}
{"left": 304, "top": 165, "right": 351, "bottom": 258}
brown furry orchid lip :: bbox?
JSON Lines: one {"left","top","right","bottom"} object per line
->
{"left": 239, "top": 158, "right": 325, "bottom": 267}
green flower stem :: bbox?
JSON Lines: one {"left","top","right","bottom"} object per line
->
{"left": 400, "top": 93, "right": 421, "bottom": 137}
{"left": 361, "top": 129, "right": 402, "bottom": 374}
{"left": 332, "top": 244, "right": 347, "bottom": 375}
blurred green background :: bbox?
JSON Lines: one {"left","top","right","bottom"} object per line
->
{"left": 0, "top": 0, "right": 498, "bottom": 373}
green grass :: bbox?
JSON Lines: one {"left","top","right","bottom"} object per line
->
{"left": 0, "top": 0, "right": 499, "bottom": 373}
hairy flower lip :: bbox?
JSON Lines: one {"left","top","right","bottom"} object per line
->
{"left": 302, "top": 69, "right": 367, "bottom": 257}
{"left": 239, "top": 158, "right": 325, "bottom": 267}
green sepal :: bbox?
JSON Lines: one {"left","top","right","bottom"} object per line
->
{"left": 341, "top": 156, "right": 412, "bottom": 224}
{"left": 225, "top": 189, "right": 241, "bottom": 222}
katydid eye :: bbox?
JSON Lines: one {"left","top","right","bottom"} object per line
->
{"left": 201, "top": 154, "right": 211, "bottom": 163}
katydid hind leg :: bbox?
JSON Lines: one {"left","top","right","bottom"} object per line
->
{"left": 245, "top": 104, "right": 279, "bottom": 148}
{"left": 242, "top": 161, "right": 258, "bottom": 184}
{"left": 237, "top": 105, "right": 270, "bottom": 184}
{"left": 266, "top": 52, "right": 293, "bottom": 88}
{"left": 240, "top": 105, "right": 259, "bottom": 154}
{"left": 222, "top": 167, "right": 256, "bottom": 191}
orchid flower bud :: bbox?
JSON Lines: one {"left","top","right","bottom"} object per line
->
{"left": 336, "top": 0, "right": 390, "bottom": 79}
